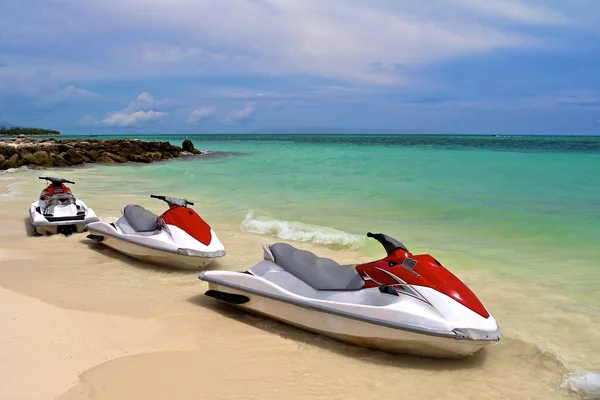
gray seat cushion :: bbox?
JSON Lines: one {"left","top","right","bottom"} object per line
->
{"left": 123, "top": 205, "right": 159, "bottom": 232}
{"left": 270, "top": 243, "right": 364, "bottom": 291}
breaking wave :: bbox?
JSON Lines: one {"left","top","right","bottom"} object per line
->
{"left": 2, "top": 166, "right": 29, "bottom": 174}
{"left": 240, "top": 211, "right": 366, "bottom": 249}
{"left": 564, "top": 372, "right": 600, "bottom": 399}
{"left": 0, "top": 183, "right": 16, "bottom": 198}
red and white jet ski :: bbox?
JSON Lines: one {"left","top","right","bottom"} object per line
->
{"left": 199, "top": 232, "right": 500, "bottom": 358}
{"left": 29, "top": 176, "right": 99, "bottom": 235}
{"left": 86, "top": 195, "right": 225, "bottom": 269}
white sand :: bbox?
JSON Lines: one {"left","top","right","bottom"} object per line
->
{"left": 1, "top": 167, "right": 596, "bottom": 400}
{"left": 0, "top": 287, "right": 200, "bottom": 400}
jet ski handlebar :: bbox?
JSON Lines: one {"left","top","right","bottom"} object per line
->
{"left": 150, "top": 194, "right": 194, "bottom": 207}
{"left": 39, "top": 176, "right": 75, "bottom": 185}
{"left": 367, "top": 232, "right": 409, "bottom": 255}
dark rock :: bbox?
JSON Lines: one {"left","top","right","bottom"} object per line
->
{"left": 18, "top": 149, "right": 32, "bottom": 158}
{"left": 51, "top": 154, "right": 70, "bottom": 168}
{"left": 182, "top": 139, "right": 195, "bottom": 152}
{"left": 21, "top": 153, "right": 41, "bottom": 166}
{"left": 0, "top": 146, "right": 11, "bottom": 158}
{"left": 87, "top": 150, "right": 99, "bottom": 162}
{"left": 57, "top": 143, "right": 72, "bottom": 153}
{"left": 62, "top": 149, "right": 90, "bottom": 165}
{"left": 96, "top": 156, "right": 116, "bottom": 164}
{"left": 100, "top": 152, "right": 127, "bottom": 163}
{"left": 33, "top": 150, "right": 52, "bottom": 166}
{"left": 0, "top": 154, "right": 19, "bottom": 170}
{"left": 0, "top": 137, "right": 203, "bottom": 170}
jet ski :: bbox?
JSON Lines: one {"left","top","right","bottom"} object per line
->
{"left": 199, "top": 232, "right": 501, "bottom": 359}
{"left": 29, "top": 176, "right": 99, "bottom": 235}
{"left": 86, "top": 194, "right": 226, "bottom": 270}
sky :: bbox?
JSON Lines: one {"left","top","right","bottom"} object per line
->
{"left": 1, "top": 0, "right": 599, "bottom": 135}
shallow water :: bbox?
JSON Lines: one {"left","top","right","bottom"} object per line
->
{"left": 1, "top": 134, "right": 599, "bottom": 399}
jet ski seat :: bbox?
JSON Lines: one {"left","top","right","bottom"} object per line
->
{"left": 123, "top": 205, "right": 159, "bottom": 232}
{"left": 269, "top": 243, "right": 365, "bottom": 291}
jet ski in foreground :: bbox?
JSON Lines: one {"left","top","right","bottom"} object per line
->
{"left": 199, "top": 232, "right": 501, "bottom": 359}
{"left": 29, "top": 176, "right": 99, "bottom": 235}
{"left": 86, "top": 195, "right": 225, "bottom": 269}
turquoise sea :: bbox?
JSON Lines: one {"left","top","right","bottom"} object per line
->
{"left": 66, "top": 134, "right": 599, "bottom": 300}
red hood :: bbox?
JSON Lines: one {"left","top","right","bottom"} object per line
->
{"left": 160, "top": 206, "right": 213, "bottom": 246}
{"left": 356, "top": 251, "right": 490, "bottom": 318}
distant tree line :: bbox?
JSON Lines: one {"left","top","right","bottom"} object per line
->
{"left": 0, "top": 126, "right": 61, "bottom": 136}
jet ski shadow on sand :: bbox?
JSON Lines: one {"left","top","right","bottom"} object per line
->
{"left": 29, "top": 176, "right": 99, "bottom": 236}
{"left": 86, "top": 194, "right": 226, "bottom": 270}
{"left": 199, "top": 232, "right": 501, "bottom": 360}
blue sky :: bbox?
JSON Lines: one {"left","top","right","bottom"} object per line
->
{"left": 1, "top": 0, "right": 599, "bottom": 135}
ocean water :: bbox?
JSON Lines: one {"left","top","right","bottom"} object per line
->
{"left": 3, "top": 133, "right": 600, "bottom": 398}
{"left": 40, "top": 134, "right": 599, "bottom": 298}
{"left": 71, "top": 135, "right": 600, "bottom": 278}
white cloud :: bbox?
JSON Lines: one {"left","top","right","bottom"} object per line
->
{"left": 119, "top": 91, "right": 178, "bottom": 113}
{"left": 0, "top": 0, "right": 578, "bottom": 87}
{"left": 226, "top": 102, "right": 256, "bottom": 124}
{"left": 100, "top": 92, "right": 170, "bottom": 126}
{"left": 102, "top": 110, "right": 168, "bottom": 127}
{"left": 187, "top": 107, "right": 215, "bottom": 124}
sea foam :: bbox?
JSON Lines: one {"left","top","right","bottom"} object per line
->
{"left": 241, "top": 211, "right": 366, "bottom": 249}
{"left": 2, "top": 166, "right": 29, "bottom": 174}
{"left": 0, "top": 183, "right": 16, "bottom": 198}
{"left": 564, "top": 372, "right": 600, "bottom": 399}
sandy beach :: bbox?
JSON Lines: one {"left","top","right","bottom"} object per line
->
{"left": 1, "top": 165, "right": 598, "bottom": 400}
{"left": 4, "top": 0, "right": 600, "bottom": 395}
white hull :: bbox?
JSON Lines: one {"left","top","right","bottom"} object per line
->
{"left": 91, "top": 230, "right": 218, "bottom": 269}
{"left": 200, "top": 252, "right": 500, "bottom": 359}
{"left": 203, "top": 280, "right": 493, "bottom": 359}
{"left": 32, "top": 221, "right": 92, "bottom": 235}
{"left": 29, "top": 198, "right": 99, "bottom": 236}
{"left": 87, "top": 219, "right": 225, "bottom": 270}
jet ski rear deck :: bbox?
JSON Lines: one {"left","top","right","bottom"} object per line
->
{"left": 29, "top": 176, "right": 99, "bottom": 235}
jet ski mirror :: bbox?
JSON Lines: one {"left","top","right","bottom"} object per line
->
{"left": 39, "top": 176, "right": 75, "bottom": 185}
{"left": 150, "top": 194, "right": 194, "bottom": 207}
{"left": 366, "top": 232, "right": 409, "bottom": 255}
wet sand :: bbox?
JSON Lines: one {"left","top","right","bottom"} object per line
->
{"left": 1, "top": 167, "right": 597, "bottom": 400}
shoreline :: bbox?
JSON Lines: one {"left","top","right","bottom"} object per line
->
{"left": 0, "top": 137, "right": 202, "bottom": 171}
{"left": 1, "top": 154, "right": 598, "bottom": 399}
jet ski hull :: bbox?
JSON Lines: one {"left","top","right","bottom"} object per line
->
{"left": 200, "top": 265, "right": 501, "bottom": 359}
{"left": 203, "top": 280, "right": 495, "bottom": 358}
{"left": 29, "top": 200, "right": 99, "bottom": 235}
{"left": 32, "top": 220, "right": 94, "bottom": 236}
{"left": 87, "top": 221, "right": 225, "bottom": 270}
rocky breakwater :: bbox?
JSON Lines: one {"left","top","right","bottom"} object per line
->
{"left": 0, "top": 137, "right": 202, "bottom": 170}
